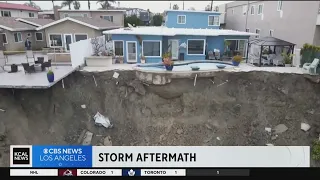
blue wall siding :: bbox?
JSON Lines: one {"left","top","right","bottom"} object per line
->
{"left": 112, "top": 34, "right": 163, "bottom": 63}
{"left": 165, "top": 11, "right": 221, "bottom": 29}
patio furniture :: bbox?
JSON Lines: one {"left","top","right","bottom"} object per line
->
{"left": 208, "top": 51, "right": 215, "bottom": 60}
{"left": 267, "top": 54, "right": 276, "bottom": 64}
{"left": 21, "top": 63, "right": 35, "bottom": 74}
{"left": 34, "top": 64, "right": 42, "bottom": 72}
{"left": 42, "top": 59, "right": 52, "bottom": 70}
{"left": 273, "top": 55, "right": 284, "bottom": 66}
{"left": 35, "top": 57, "right": 44, "bottom": 64}
{"left": 0, "top": 50, "right": 8, "bottom": 65}
{"left": 302, "top": 58, "right": 319, "bottom": 75}
{"left": 214, "top": 49, "right": 221, "bottom": 60}
{"left": 26, "top": 50, "right": 35, "bottom": 63}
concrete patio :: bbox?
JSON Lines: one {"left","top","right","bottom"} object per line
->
{"left": 5, "top": 52, "right": 71, "bottom": 66}
{"left": 0, "top": 66, "right": 75, "bottom": 89}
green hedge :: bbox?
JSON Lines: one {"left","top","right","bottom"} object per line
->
{"left": 300, "top": 43, "right": 320, "bottom": 64}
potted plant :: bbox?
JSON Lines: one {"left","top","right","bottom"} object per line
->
{"left": 163, "top": 52, "right": 174, "bottom": 71}
{"left": 232, "top": 54, "right": 242, "bottom": 66}
{"left": 119, "top": 56, "right": 124, "bottom": 64}
{"left": 47, "top": 69, "right": 54, "bottom": 83}
{"left": 141, "top": 55, "right": 146, "bottom": 64}
{"left": 282, "top": 52, "right": 294, "bottom": 67}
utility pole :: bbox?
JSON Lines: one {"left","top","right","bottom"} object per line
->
{"left": 244, "top": 0, "right": 249, "bottom": 31}
{"left": 210, "top": 0, "right": 213, "bottom": 11}
{"left": 183, "top": 1, "right": 184, "bottom": 10}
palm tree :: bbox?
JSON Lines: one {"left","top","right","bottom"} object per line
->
{"left": 172, "top": 4, "right": 179, "bottom": 10}
{"left": 97, "top": 0, "right": 115, "bottom": 9}
{"left": 73, "top": 1, "right": 80, "bottom": 10}
{"left": 88, "top": 0, "right": 90, "bottom": 10}
{"left": 61, "top": 0, "right": 74, "bottom": 10}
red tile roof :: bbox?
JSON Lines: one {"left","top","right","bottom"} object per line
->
{"left": 0, "top": 2, "right": 40, "bottom": 12}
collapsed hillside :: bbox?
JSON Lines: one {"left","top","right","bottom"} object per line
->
{"left": 0, "top": 70, "right": 320, "bottom": 166}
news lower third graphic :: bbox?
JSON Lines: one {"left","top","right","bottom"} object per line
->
{"left": 31, "top": 145, "right": 92, "bottom": 167}
{"left": 12, "top": 147, "right": 30, "bottom": 165}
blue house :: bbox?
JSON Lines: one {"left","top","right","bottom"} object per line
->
{"left": 104, "top": 10, "right": 255, "bottom": 63}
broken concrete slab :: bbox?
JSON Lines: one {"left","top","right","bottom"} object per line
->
{"left": 273, "top": 124, "right": 288, "bottom": 134}
{"left": 81, "top": 104, "right": 86, "bottom": 109}
{"left": 126, "top": 80, "right": 146, "bottom": 95}
{"left": 265, "top": 127, "right": 272, "bottom": 133}
{"left": 103, "top": 136, "right": 112, "bottom": 146}
{"left": 301, "top": 123, "right": 311, "bottom": 132}
{"left": 82, "top": 131, "right": 93, "bottom": 145}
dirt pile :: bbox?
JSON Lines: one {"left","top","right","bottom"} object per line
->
{"left": 0, "top": 70, "right": 320, "bottom": 166}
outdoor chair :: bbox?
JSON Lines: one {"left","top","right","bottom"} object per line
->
{"left": 0, "top": 54, "right": 5, "bottom": 71}
{"left": 208, "top": 51, "right": 215, "bottom": 60}
{"left": 35, "top": 57, "right": 44, "bottom": 64}
{"left": 273, "top": 55, "right": 284, "bottom": 66}
{"left": 42, "top": 60, "right": 52, "bottom": 70}
{"left": 21, "top": 63, "right": 35, "bottom": 74}
{"left": 26, "top": 50, "right": 35, "bottom": 63}
{"left": 303, "top": 58, "right": 319, "bottom": 75}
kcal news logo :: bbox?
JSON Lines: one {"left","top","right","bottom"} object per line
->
{"left": 12, "top": 148, "right": 30, "bottom": 165}
{"left": 40, "top": 147, "right": 86, "bottom": 162}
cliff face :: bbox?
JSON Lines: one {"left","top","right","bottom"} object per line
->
{"left": 0, "top": 70, "right": 320, "bottom": 166}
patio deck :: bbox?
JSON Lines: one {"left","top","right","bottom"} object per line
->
{"left": 0, "top": 66, "right": 75, "bottom": 89}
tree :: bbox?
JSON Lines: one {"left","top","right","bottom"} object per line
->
{"left": 88, "top": 0, "right": 90, "bottom": 10}
{"left": 97, "top": 0, "right": 115, "bottom": 9}
{"left": 172, "top": 4, "right": 179, "bottom": 10}
{"left": 151, "top": 14, "right": 163, "bottom": 26}
{"left": 189, "top": 7, "right": 195, "bottom": 10}
{"left": 124, "top": 15, "right": 143, "bottom": 27}
{"left": 24, "top": 0, "right": 41, "bottom": 10}
{"left": 73, "top": 1, "right": 80, "bottom": 10}
{"left": 61, "top": 0, "right": 74, "bottom": 10}
{"left": 205, "top": 4, "right": 211, "bottom": 11}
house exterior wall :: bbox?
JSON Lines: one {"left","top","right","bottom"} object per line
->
{"left": 313, "top": 26, "right": 320, "bottom": 46}
{"left": 1, "top": 30, "right": 46, "bottom": 51}
{"left": 225, "top": 1, "right": 320, "bottom": 48}
{"left": 43, "top": 20, "right": 102, "bottom": 48}
{"left": 218, "top": 4, "right": 226, "bottom": 24}
{"left": 164, "top": 11, "right": 221, "bottom": 29}
{"left": 0, "top": 9, "right": 38, "bottom": 18}
{"left": 58, "top": 11, "right": 124, "bottom": 26}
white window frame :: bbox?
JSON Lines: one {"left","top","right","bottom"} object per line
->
{"left": 255, "top": 28, "right": 261, "bottom": 38}
{"left": 101, "top": 15, "right": 114, "bottom": 22}
{"left": 48, "top": 33, "right": 63, "bottom": 47}
{"left": 126, "top": 41, "right": 137, "bottom": 62}
{"left": 277, "top": 1, "right": 283, "bottom": 11}
{"left": 208, "top": 15, "right": 220, "bottom": 26}
{"left": 35, "top": 32, "right": 43, "bottom": 41}
{"left": 258, "top": 4, "right": 263, "bottom": 15}
{"left": 113, "top": 40, "right": 124, "bottom": 56}
{"left": 250, "top": 5, "right": 255, "bottom": 15}
{"left": 177, "top": 15, "right": 186, "bottom": 24}
{"left": 1, "top": 10, "right": 11, "bottom": 17}
{"left": 243, "top": 5, "right": 248, "bottom": 16}
{"left": 29, "top": 12, "right": 35, "bottom": 18}
{"left": 269, "top": 29, "right": 274, "bottom": 37}
{"left": 13, "top": 32, "right": 22, "bottom": 43}
{"left": 0, "top": 33, "right": 8, "bottom": 44}
{"left": 224, "top": 39, "right": 248, "bottom": 58}
{"left": 187, "top": 39, "right": 206, "bottom": 56}
{"left": 74, "top": 33, "right": 88, "bottom": 42}
{"left": 232, "top": 9, "right": 234, "bottom": 15}
{"left": 142, "top": 40, "right": 162, "bottom": 58}
{"left": 246, "top": 28, "right": 250, "bottom": 32}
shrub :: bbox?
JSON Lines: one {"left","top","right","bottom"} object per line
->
{"left": 312, "top": 140, "right": 320, "bottom": 161}
{"left": 47, "top": 70, "right": 54, "bottom": 75}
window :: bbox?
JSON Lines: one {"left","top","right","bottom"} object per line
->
{"left": 13, "top": 32, "right": 22, "bottom": 43}
{"left": 208, "top": 15, "right": 219, "bottom": 26}
{"left": 35, "top": 32, "right": 43, "bottom": 41}
{"left": 1, "top": 33, "right": 7, "bottom": 44}
{"left": 258, "top": 4, "right": 263, "bottom": 15}
{"left": 187, "top": 40, "right": 205, "bottom": 55}
{"left": 243, "top": 5, "right": 247, "bottom": 15}
{"left": 1, "top": 10, "right": 11, "bottom": 17}
{"left": 269, "top": 30, "right": 274, "bottom": 37}
{"left": 64, "top": 13, "right": 69, "bottom": 18}
{"left": 101, "top": 15, "right": 113, "bottom": 22}
{"left": 224, "top": 40, "right": 247, "bottom": 58}
{"left": 142, "top": 41, "right": 161, "bottom": 57}
{"left": 74, "top": 34, "right": 88, "bottom": 42}
{"left": 277, "top": 1, "right": 283, "bottom": 11}
{"left": 114, "top": 41, "right": 124, "bottom": 56}
{"left": 232, "top": 9, "right": 234, "bottom": 14}
{"left": 255, "top": 29, "right": 260, "bottom": 38}
{"left": 246, "top": 28, "right": 250, "bottom": 32}
{"left": 250, "top": 5, "right": 255, "bottom": 15}
{"left": 29, "top": 12, "right": 34, "bottom": 17}
{"left": 83, "top": 13, "right": 88, "bottom": 18}
{"left": 27, "top": 33, "right": 31, "bottom": 37}
{"left": 49, "top": 34, "right": 62, "bottom": 47}
{"left": 177, "top": 15, "right": 186, "bottom": 24}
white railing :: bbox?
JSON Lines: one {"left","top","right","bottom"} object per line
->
{"left": 69, "top": 35, "right": 105, "bottom": 68}
{"left": 293, "top": 48, "right": 301, "bottom": 67}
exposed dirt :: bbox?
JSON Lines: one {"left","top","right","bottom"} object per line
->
{"left": 1, "top": 70, "right": 320, "bottom": 166}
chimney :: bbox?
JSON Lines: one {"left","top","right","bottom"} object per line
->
{"left": 53, "top": 5, "right": 61, "bottom": 20}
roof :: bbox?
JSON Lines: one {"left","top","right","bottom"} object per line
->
{"left": 38, "top": 10, "right": 54, "bottom": 15}
{"left": 0, "top": 17, "right": 36, "bottom": 31}
{"left": 249, "top": 36, "right": 295, "bottom": 46}
{"left": 103, "top": 26, "right": 257, "bottom": 37}
{"left": 58, "top": 9, "right": 126, "bottom": 12}
{"left": 164, "top": 9, "right": 221, "bottom": 14}
{"left": 36, "top": 17, "right": 122, "bottom": 31}
{"left": 16, "top": 18, "right": 55, "bottom": 27}
{"left": 0, "top": 2, "right": 40, "bottom": 12}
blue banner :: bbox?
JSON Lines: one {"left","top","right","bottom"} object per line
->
{"left": 32, "top": 145, "right": 92, "bottom": 168}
